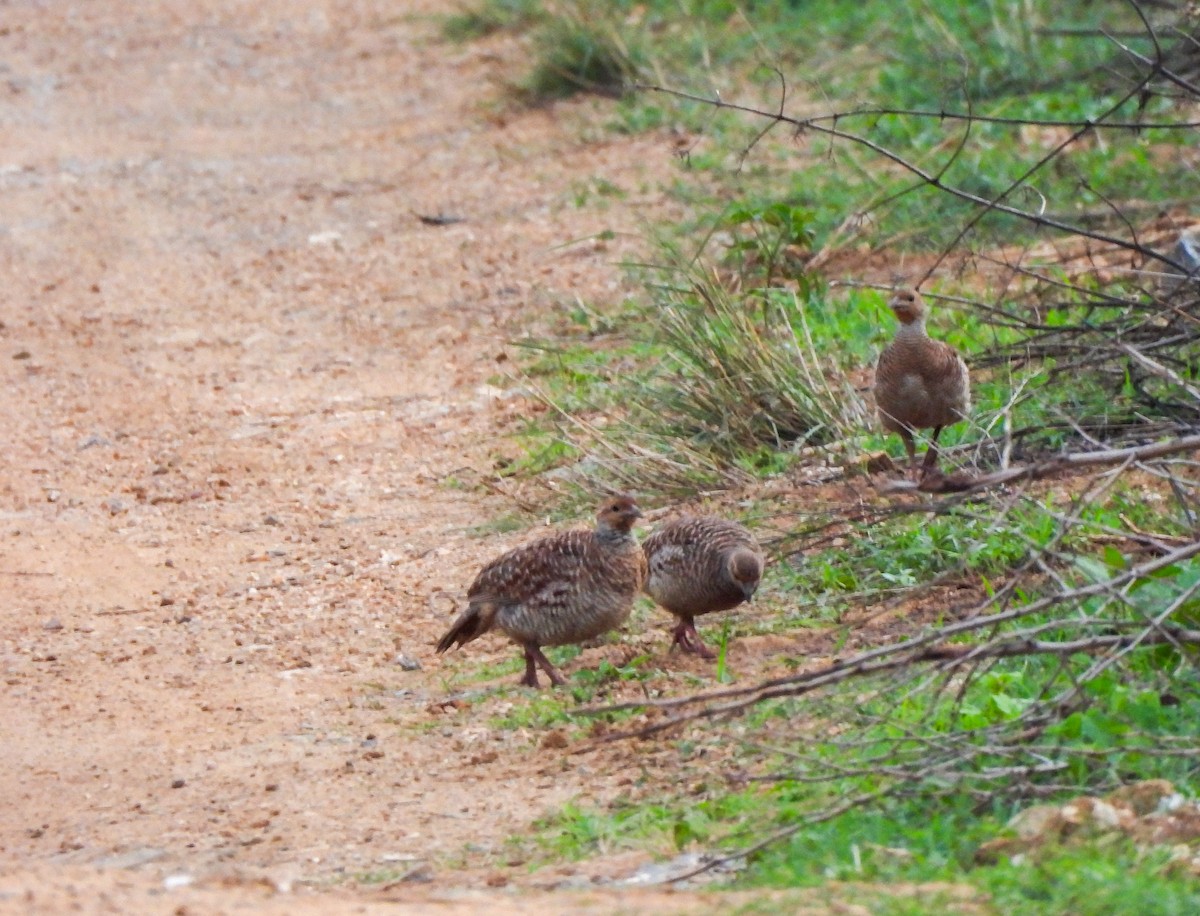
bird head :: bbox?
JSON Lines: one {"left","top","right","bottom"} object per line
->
{"left": 728, "top": 549, "right": 763, "bottom": 602}
{"left": 595, "top": 494, "right": 642, "bottom": 533}
{"left": 887, "top": 288, "right": 928, "bottom": 325}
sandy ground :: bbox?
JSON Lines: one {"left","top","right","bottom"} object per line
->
{"left": 0, "top": 0, "right": 789, "bottom": 910}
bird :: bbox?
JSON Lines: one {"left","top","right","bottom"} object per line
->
{"left": 874, "top": 288, "right": 970, "bottom": 480}
{"left": 435, "top": 495, "right": 646, "bottom": 688}
{"left": 642, "top": 515, "right": 764, "bottom": 659}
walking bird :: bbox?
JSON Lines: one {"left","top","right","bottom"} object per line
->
{"left": 435, "top": 495, "right": 646, "bottom": 687}
{"left": 874, "top": 288, "right": 970, "bottom": 479}
{"left": 642, "top": 515, "right": 763, "bottom": 659}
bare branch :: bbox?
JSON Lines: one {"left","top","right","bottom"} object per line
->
{"left": 635, "top": 82, "right": 1193, "bottom": 275}
{"left": 918, "top": 433, "right": 1200, "bottom": 493}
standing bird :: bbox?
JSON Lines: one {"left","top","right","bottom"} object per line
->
{"left": 435, "top": 495, "right": 645, "bottom": 688}
{"left": 642, "top": 515, "right": 764, "bottom": 659}
{"left": 874, "top": 288, "right": 971, "bottom": 479}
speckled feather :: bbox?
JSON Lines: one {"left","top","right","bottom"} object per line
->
{"left": 436, "top": 504, "right": 646, "bottom": 654}
{"left": 643, "top": 516, "right": 763, "bottom": 619}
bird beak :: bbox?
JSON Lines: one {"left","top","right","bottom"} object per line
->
{"left": 741, "top": 583, "right": 757, "bottom": 602}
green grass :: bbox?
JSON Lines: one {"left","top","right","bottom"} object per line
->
{"left": 441, "top": 0, "right": 544, "bottom": 41}
{"left": 532, "top": 782, "right": 1200, "bottom": 912}
{"left": 751, "top": 808, "right": 1200, "bottom": 914}
{"left": 528, "top": 687, "right": 1200, "bottom": 905}
{"left": 479, "top": 645, "right": 660, "bottom": 729}
{"left": 521, "top": 7, "right": 644, "bottom": 102}
{"left": 442, "top": 0, "right": 1200, "bottom": 904}
{"left": 517, "top": 501, "right": 1200, "bottom": 896}
{"left": 444, "top": 0, "right": 1192, "bottom": 246}
{"left": 467, "top": 0, "right": 1199, "bottom": 491}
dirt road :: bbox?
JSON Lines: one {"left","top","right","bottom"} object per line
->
{"left": 0, "top": 1, "right": 757, "bottom": 910}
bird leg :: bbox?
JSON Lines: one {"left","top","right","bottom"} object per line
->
{"left": 899, "top": 429, "right": 918, "bottom": 479}
{"left": 671, "top": 617, "right": 716, "bottom": 660}
{"left": 521, "top": 643, "right": 567, "bottom": 688}
{"left": 920, "top": 426, "right": 944, "bottom": 479}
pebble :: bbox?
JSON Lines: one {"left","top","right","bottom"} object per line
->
{"left": 394, "top": 654, "right": 422, "bottom": 671}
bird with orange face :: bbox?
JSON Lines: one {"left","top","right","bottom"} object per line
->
{"left": 874, "top": 288, "right": 970, "bottom": 480}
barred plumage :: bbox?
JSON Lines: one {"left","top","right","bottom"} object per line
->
{"left": 874, "top": 288, "right": 970, "bottom": 479}
{"left": 642, "top": 515, "right": 763, "bottom": 659}
{"left": 435, "top": 495, "right": 646, "bottom": 687}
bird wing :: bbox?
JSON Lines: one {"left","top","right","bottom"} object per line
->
{"left": 644, "top": 516, "right": 757, "bottom": 576}
{"left": 467, "top": 529, "right": 591, "bottom": 607}
{"left": 876, "top": 338, "right": 969, "bottom": 419}
{"left": 924, "top": 343, "right": 970, "bottom": 410}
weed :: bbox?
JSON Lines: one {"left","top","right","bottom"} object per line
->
{"left": 441, "top": 0, "right": 544, "bottom": 41}
{"left": 457, "top": 2, "right": 1200, "bottom": 903}
{"left": 521, "top": 7, "right": 643, "bottom": 103}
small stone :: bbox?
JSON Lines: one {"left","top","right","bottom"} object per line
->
{"left": 264, "top": 515, "right": 282, "bottom": 526}
{"left": 43, "top": 619, "right": 63, "bottom": 631}
{"left": 171, "top": 779, "right": 186, "bottom": 789}
{"left": 394, "top": 654, "right": 422, "bottom": 671}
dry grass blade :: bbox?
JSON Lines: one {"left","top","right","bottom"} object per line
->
{"left": 532, "top": 260, "right": 871, "bottom": 496}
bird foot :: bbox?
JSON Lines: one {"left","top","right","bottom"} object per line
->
{"left": 522, "top": 645, "right": 567, "bottom": 688}
{"left": 671, "top": 621, "right": 717, "bottom": 660}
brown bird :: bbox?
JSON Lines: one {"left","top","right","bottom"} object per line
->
{"left": 435, "top": 495, "right": 646, "bottom": 688}
{"left": 874, "top": 288, "right": 970, "bottom": 479}
{"left": 642, "top": 515, "right": 764, "bottom": 659}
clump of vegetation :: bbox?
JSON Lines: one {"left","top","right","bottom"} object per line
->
{"left": 443, "top": 0, "right": 1200, "bottom": 905}
{"left": 522, "top": 10, "right": 643, "bottom": 101}
{"left": 442, "top": 0, "right": 545, "bottom": 41}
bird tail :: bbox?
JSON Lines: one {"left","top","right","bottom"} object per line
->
{"left": 434, "top": 601, "right": 497, "bottom": 653}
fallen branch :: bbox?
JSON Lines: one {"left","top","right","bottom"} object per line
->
{"left": 575, "top": 533, "right": 1200, "bottom": 734}
{"left": 579, "top": 622, "right": 1200, "bottom": 742}
{"left": 915, "top": 433, "right": 1200, "bottom": 493}
{"left": 635, "top": 83, "right": 1193, "bottom": 276}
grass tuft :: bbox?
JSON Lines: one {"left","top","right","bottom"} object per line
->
{"left": 442, "top": 0, "right": 545, "bottom": 41}
{"left": 521, "top": 8, "right": 644, "bottom": 102}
